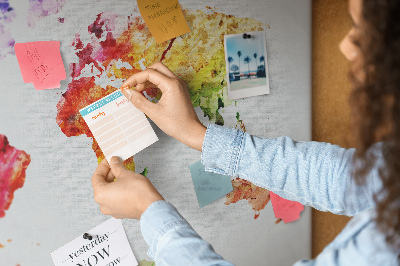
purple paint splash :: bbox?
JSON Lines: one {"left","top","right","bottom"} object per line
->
{"left": 28, "top": 0, "right": 66, "bottom": 28}
{"left": 0, "top": 0, "right": 16, "bottom": 60}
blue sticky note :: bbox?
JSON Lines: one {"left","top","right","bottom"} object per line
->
{"left": 189, "top": 160, "right": 233, "bottom": 208}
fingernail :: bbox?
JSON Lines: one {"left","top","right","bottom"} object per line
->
{"left": 123, "top": 89, "right": 133, "bottom": 101}
{"left": 120, "top": 85, "right": 130, "bottom": 92}
{"left": 110, "top": 156, "right": 122, "bottom": 165}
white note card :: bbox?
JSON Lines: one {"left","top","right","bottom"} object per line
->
{"left": 51, "top": 218, "right": 138, "bottom": 266}
{"left": 79, "top": 90, "right": 158, "bottom": 162}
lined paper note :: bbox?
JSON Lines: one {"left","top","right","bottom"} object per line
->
{"left": 79, "top": 91, "right": 158, "bottom": 162}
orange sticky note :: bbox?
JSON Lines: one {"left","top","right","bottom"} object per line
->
{"left": 270, "top": 192, "right": 304, "bottom": 223}
{"left": 14, "top": 41, "right": 66, "bottom": 90}
{"left": 137, "top": 0, "right": 191, "bottom": 43}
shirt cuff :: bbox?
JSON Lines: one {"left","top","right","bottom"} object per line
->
{"left": 201, "top": 124, "right": 245, "bottom": 176}
{"left": 140, "top": 200, "right": 192, "bottom": 260}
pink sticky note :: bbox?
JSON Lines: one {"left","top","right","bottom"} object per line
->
{"left": 14, "top": 41, "right": 66, "bottom": 90}
{"left": 270, "top": 192, "right": 304, "bottom": 223}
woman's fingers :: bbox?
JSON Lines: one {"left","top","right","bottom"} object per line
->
{"left": 91, "top": 159, "right": 110, "bottom": 191}
{"left": 121, "top": 88, "right": 158, "bottom": 119}
{"left": 134, "top": 82, "right": 156, "bottom": 92}
{"left": 105, "top": 169, "right": 116, "bottom": 182}
{"left": 121, "top": 68, "right": 173, "bottom": 93}
{"left": 147, "top": 61, "right": 177, "bottom": 79}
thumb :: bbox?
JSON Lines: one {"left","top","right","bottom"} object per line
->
{"left": 109, "top": 156, "right": 128, "bottom": 178}
{"left": 91, "top": 159, "right": 111, "bottom": 188}
{"left": 122, "top": 88, "right": 155, "bottom": 117}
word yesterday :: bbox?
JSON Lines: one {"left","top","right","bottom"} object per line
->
{"left": 51, "top": 218, "right": 137, "bottom": 266}
{"left": 69, "top": 233, "right": 109, "bottom": 260}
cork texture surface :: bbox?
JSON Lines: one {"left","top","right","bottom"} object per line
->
{"left": 312, "top": 0, "right": 353, "bottom": 257}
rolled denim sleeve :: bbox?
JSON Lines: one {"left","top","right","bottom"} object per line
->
{"left": 201, "top": 124, "right": 382, "bottom": 216}
{"left": 140, "top": 200, "right": 234, "bottom": 265}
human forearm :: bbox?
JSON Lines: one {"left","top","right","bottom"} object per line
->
{"left": 201, "top": 124, "right": 379, "bottom": 216}
{"left": 140, "top": 200, "right": 234, "bottom": 265}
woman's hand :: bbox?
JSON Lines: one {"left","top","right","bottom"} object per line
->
{"left": 91, "top": 156, "right": 164, "bottom": 219}
{"left": 120, "top": 61, "right": 206, "bottom": 151}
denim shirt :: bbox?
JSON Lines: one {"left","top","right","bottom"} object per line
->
{"left": 140, "top": 124, "right": 399, "bottom": 265}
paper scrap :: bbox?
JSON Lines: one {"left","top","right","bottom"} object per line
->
{"left": 137, "top": 0, "right": 191, "bottom": 43}
{"left": 189, "top": 160, "right": 233, "bottom": 208}
{"left": 79, "top": 90, "right": 158, "bottom": 163}
{"left": 270, "top": 192, "right": 304, "bottom": 223}
{"left": 51, "top": 218, "right": 138, "bottom": 266}
{"left": 14, "top": 41, "right": 66, "bottom": 90}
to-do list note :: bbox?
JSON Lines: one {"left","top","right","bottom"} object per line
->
{"left": 79, "top": 90, "right": 158, "bottom": 162}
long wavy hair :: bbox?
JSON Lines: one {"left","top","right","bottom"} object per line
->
{"left": 350, "top": 0, "right": 400, "bottom": 253}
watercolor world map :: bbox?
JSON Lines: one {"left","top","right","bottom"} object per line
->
{"left": 0, "top": 135, "right": 31, "bottom": 218}
{"left": 55, "top": 8, "right": 273, "bottom": 223}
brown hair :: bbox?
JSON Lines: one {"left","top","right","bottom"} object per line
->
{"left": 350, "top": 0, "right": 400, "bottom": 252}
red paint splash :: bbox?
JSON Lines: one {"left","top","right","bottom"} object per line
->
{"left": 88, "top": 14, "right": 107, "bottom": 38}
{"left": 0, "top": 135, "right": 31, "bottom": 218}
{"left": 56, "top": 12, "right": 149, "bottom": 168}
{"left": 225, "top": 177, "right": 271, "bottom": 219}
{"left": 56, "top": 12, "right": 177, "bottom": 164}
{"left": 160, "top": 38, "right": 176, "bottom": 62}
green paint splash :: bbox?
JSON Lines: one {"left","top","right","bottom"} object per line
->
{"left": 138, "top": 260, "right": 156, "bottom": 266}
{"left": 140, "top": 166, "right": 148, "bottom": 177}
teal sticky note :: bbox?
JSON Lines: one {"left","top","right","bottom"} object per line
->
{"left": 189, "top": 160, "right": 233, "bottom": 208}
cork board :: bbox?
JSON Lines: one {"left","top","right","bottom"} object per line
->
{"left": 312, "top": 0, "right": 353, "bottom": 258}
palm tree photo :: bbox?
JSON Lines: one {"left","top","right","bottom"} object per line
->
{"left": 237, "top": 51, "right": 242, "bottom": 76}
{"left": 260, "top": 55, "right": 265, "bottom": 71}
{"left": 253, "top": 53, "right": 258, "bottom": 72}
{"left": 228, "top": 56, "right": 233, "bottom": 73}
{"left": 244, "top": 56, "right": 251, "bottom": 77}
{"left": 225, "top": 31, "right": 268, "bottom": 92}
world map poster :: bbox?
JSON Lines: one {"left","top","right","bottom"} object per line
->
{"left": 0, "top": 0, "right": 311, "bottom": 264}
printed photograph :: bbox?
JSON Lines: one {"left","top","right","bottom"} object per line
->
{"left": 225, "top": 31, "right": 270, "bottom": 100}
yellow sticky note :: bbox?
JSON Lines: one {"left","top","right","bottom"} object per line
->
{"left": 137, "top": 0, "right": 191, "bottom": 43}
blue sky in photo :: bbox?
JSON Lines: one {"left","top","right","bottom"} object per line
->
{"left": 226, "top": 32, "right": 266, "bottom": 73}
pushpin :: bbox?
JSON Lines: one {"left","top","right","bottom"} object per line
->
{"left": 83, "top": 233, "right": 93, "bottom": 240}
{"left": 242, "top": 33, "right": 252, "bottom": 39}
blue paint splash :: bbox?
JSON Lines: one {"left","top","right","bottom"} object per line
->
{"left": 0, "top": 0, "right": 16, "bottom": 60}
